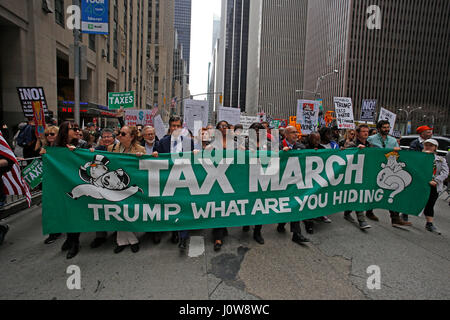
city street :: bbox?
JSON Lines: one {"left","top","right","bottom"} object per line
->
{"left": 1, "top": 195, "right": 449, "bottom": 300}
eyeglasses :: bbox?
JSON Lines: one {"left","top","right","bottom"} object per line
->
{"left": 119, "top": 132, "right": 128, "bottom": 137}
{"left": 218, "top": 125, "right": 228, "bottom": 129}
{"left": 45, "top": 133, "right": 56, "bottom": 137}
{"left": 102, "top": 135, "right": 114, "bottom": 139}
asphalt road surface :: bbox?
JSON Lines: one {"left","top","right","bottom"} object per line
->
{"left": 1, "top": 195, "right": 449, "bottom": 300}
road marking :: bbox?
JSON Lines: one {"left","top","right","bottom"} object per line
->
{"left": 188, "top": 236, "right": 205, "bottom": 258}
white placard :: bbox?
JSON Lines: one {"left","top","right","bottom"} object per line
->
{"left": 240, "top": 115, "right": 259, "bottom": 135}
{"left": 218, "top": 106, "right": 241, "bottom": 126}
{"left": 334, "top": 97, "right": 355, "bottom": 129}
{"left": 153, "top": 115, "right": 168, "bottom": 140}
{"left": 378, "top": 107, "right": 397, "bottom": 135}
{"left": 183, "top": 99, "right": 209, "bottom": 133}
{"left": 296, "top": 100, "right": 320, "bottom": 134}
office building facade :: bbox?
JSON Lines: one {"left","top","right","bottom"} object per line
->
{"left": 0, "top": 0, "right": 150, "bottom": 128}
{"left": 174, "top": 0, "right": 191, "bottom": 83}
{"left": 246, "top": 0, "right": 309, "bottom": 118}
{"left": 303, "top": 0, "right": 450, "bottom": 134}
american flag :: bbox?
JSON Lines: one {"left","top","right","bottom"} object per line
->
{"left": 0, "top": 132, "right": 32, "bottom": 207}
{"left": 151, "top": 106, "right": 159, "bottom": 117}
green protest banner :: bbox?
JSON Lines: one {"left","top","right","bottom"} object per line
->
{"left": 42, "top": 148, "right": 433, "bottom": 234}
{"left": 108, "top": 91, "right": 135, "bottom": 109}
{"left": 22, "top": 158, "right": 43, "bottom": 189}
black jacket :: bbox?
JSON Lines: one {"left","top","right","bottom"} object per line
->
{"left": 279, "top": 139, "right": 306, "bottom": 151}
{"left": 409, "top": 139, "right": 423, "bottom": 152}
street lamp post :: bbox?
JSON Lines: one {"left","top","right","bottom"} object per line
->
{"left": 398, "top": 106, "right": 423, "bottom": 135}
{"left": 296, "top": 69, "right": 339, "bottom": 99}
{"left": 422, "top": 114, "right": 435, "bottom": 128}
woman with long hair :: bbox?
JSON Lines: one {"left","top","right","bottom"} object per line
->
{"left": 108, "top": 126, "right": 145, "bottom": 254}
{"left": 42, "top": 121, "right": 88, "bottom": 259}
{"left": 339, "top": 129, "right": 356, "bottom": 148}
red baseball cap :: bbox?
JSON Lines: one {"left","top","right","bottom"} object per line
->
{"left": 416, "top": 126, "right": 433, "bottom": 134}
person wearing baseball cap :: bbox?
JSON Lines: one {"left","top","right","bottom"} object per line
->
{"left": 410, "top": 126, "right": 433, "bottom": 152}
{"left": 420, "top": 139, "right": 449, "bottom": 234}
{"left": 401, "top": 125, "right": 434, "bottom": 222}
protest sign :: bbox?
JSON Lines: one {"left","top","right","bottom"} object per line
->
{"left": 360, "top": 100, "right": 377, "bottom": 123}
{"left": 22, "top": 158, "right": 43, "bottom": 189}
{"left": 43, "top": 148, "right": 433, "bottom": 234}
{"left": 334, "top": 97, "right": 355, "bottom": 129}
{"left": 240, "top": 115, "right": 259, "bottom": 135}
{"left": 32, "top": 101, "right": 46, "bottom": 137}
{"left": 218, "top": 107, "right": 241, "bottom": 126}
{"left": 108, "top": 91, "right": 135, "bottom": 110}
{"left": 81, "top": 0, "right": 109, "bottom": 34}
{"left": 296, "top": 100, "right": 320, "bottom": 134}
{"left": 153, "top": 115, "right": 168, "bottom": 140}
{"left": 184, "top": 100, "right": 209, "bottom": 134}
{"left": 17, "top": 87, "right": 50, "bottom": 118}
{"left": 378, "top": 108, "right": 397, "bottom": 135}
{"left": 124, "top": 109, "right": 154, "bottom": 127}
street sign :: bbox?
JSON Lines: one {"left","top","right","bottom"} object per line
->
{"left": 81, "top": 0, "right": 109, "bottom": 35}
{"left": 108, "top": 91, "right": 135, "bottom": 110}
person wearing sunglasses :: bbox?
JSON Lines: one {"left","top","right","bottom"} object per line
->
{"left": 40, "top": 122, "right": 89, "bottom": 259}
{"left": 36, "top": 126, "right": 59, "bottom": 154}
{"left": 108, "top": 126, "right": 145, "bottom": 254}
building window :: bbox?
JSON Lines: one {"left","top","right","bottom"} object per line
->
{"left": 89, "top": 34, "right": 96, "bottom": 51}
{"left": 55, "top": 0, "right": 65, "bottom": 27}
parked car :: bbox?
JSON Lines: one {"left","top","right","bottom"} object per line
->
{"left": 399, "top": 135, "right": 449, "bottom": 157}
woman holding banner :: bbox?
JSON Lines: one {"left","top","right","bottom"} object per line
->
{"left": 242, "top": 123, "right": 269, "bottom": 246}
{"left": 41, "top": 121, "right": 88, "bottom": 259}
{"left": 206, "top": 120, "right": 232, "bottom": 252}
{"left": 108, "top": 126, "right": 145, "bottom": 254}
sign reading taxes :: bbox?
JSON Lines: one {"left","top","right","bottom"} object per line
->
{"left": 108, "top": 91, "right": 135, "bottom": 110}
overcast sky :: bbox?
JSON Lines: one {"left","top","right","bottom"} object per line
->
{"left": 189, "top": 0, "right": 222, "bottom": 98}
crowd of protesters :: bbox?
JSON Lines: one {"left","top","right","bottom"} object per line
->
{"left": 0, "top": 112, "right": 448, "bottom": 259}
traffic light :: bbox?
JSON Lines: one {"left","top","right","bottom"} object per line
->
{"left": 219, "top": 95, "right": 223, "bottom": 104}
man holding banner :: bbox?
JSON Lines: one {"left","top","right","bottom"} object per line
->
{"left": 154, "top": 116, "right": 195, "bottom": 250}
{"left": 368, "top": 120, "right": 412, "bottom": 227}
{"left": 277, "top": 126, "right": 310, "bottom": 244}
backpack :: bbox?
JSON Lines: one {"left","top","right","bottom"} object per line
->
{"left": 16, "top": 125, "right": 34, "bottom": 147}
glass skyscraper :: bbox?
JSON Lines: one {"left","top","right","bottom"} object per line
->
{"left": 174, "top": 0, "right": 192, "bottom": 83}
